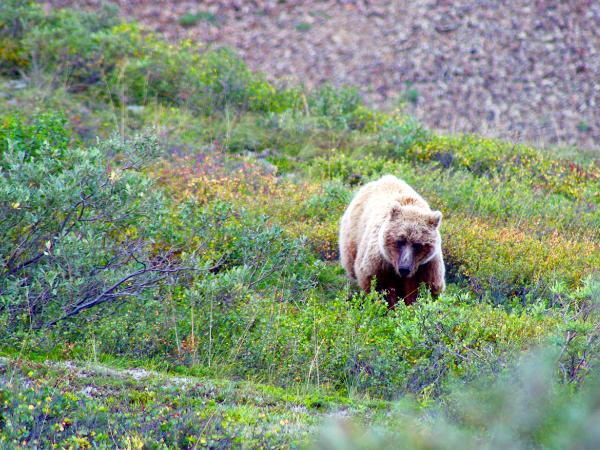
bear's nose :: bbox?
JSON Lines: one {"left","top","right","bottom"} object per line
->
{"left": 398, "top": 266, "right": 411, "bottom": 277}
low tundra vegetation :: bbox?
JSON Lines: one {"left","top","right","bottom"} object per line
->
{"left": 0, "top": 1, "right": 598, "bottom": 448}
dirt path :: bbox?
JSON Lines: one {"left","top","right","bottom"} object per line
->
{"left": 46, "top": 0, "right": 599, "bottom": 151}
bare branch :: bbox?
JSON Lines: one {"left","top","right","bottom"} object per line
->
{"left": 43, "top": 258, "right": 224, "bottom": 328}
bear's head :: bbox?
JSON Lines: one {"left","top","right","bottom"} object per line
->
{"left": 378, "top": 204, "right": 442, "bottom": 278}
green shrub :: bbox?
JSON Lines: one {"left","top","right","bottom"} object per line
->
{"left": 1, "top": 2, "right": 301, "bottom": 114}
{"left": 315, "top": 350, "right": 600, "bottom": 449}
{"left": 0, "top": 360, "right": 316, "bottom": 449}
{"left": 406, "top": 134, "right": 599, "bottom": 201}
{"left": 223, "top": 288, "right": 564, "bottom": 399}
{"left": 308, "top": 84, "right": 382, "bottom": 131}
{"left": 120, "top": 40, "right": 302, "bottom": 113}
{"left": 178, "top": 11, "right": 217, "bottom": 27}
{"left": 443, "top": 215, "right": 599, "bottom": 300}
{"left": 375, "top": 112, "right": 430, "bottom": 157}
{"left": 22, "top": 5, "right": 126, "bottom": 88}
{"left": 72, "top": 280, "right": 567, "bottom": 400}
{"left": 0, "top": 113, "right": 184, "bottom": 333}
{"left": 0, "top": 0, "right": 43, "bottom": 75}
{"left": 0, "top": 111, "right": 71, "bottom": 158}
{"left": 187, "top": 47, "right": 300, "bottom": 113}
{"left": 0, "top": 36, "right": 29, "bottom": 76}
{"left": 302, "top": 181, "right": 351, "bottom": 221}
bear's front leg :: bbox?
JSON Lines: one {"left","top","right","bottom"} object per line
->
{"left": 357, "top": 272, "right": 375, "bottom": 293}
{"left": 418, "top": 253, "right": 446, "bottom": 297}
{"left": 354, "top": 239, "right": 381, "bottom": 293}
{"left": 357, "top": 272, "right": 400, "bottom": 309}
{"left": 376, "top": 273, "right": 400, "bottom": 309}
{"left": 385, "top": 287, "right": 400, "bottom": 309}
{"left": 401, "top": 277, "right": 420, "bottom": 305}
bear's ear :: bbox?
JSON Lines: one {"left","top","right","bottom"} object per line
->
{"left": 428, "top": 210, "right": 442, "bottom": 228}
{"left": 390, "top": 204, "right": 402, "bottom": 219}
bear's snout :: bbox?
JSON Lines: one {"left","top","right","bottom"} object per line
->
{"left": 396, "top": 249, "right": 414, "bottom": 277}
{"left": 398, "top": 266, "right": 411, "bottom": 277}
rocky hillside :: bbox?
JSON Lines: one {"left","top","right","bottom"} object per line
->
{"left": 45, "top": 0, "right": 600, "bottom": 151}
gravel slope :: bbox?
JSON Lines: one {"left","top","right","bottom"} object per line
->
{"left": 46, "top": 0, "right": 599, "bottom": 151}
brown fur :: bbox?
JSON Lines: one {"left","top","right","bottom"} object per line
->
{"left": 339, "top": 175, "right": 445, "bottom": 307}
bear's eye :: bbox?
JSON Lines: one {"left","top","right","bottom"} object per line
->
{"left": 413, "top": 243, "right": 423, "bottom": 252}
{"left": 396, "top": 239, "right": 406, "bottom": 248}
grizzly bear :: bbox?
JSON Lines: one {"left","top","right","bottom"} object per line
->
{"left": 339, "top": 175, "right": 445, "bottom": 307}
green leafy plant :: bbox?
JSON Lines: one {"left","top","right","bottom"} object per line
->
{"left": 0, "top": 113, "right": 189, "bottom": 333}
{"left": 178, "top": 11, "right": 218, "bottom": 27}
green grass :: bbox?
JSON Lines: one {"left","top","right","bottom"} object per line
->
{"left": 296, "top": 22, "right": 312, "bottom": 32}
{"left": 179, "top": 11, "right": 218, "bottom": 27}
{"left": 0, "top": 356, "right": 385, "bottom": 448}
